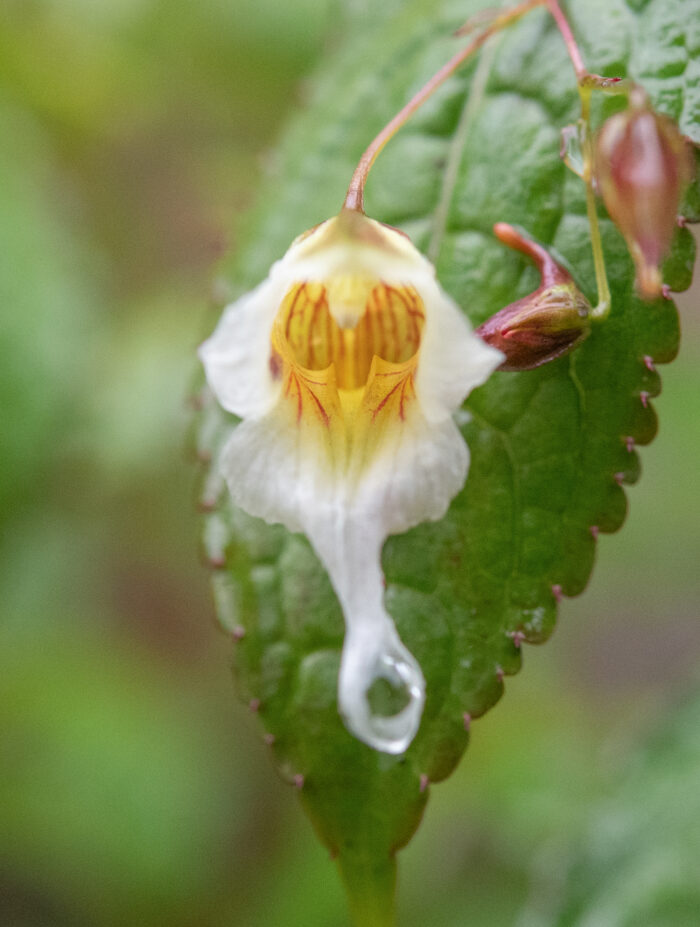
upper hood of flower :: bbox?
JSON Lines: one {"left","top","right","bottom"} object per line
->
{"left": 199, "top": 210, "right": 502, "bottom": 753}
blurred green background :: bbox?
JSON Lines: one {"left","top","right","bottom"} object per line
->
{"left": 1, "top": 2, "right": 699, "bottom": 925}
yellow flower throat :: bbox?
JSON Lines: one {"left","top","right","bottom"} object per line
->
{"left": 271, "top": 280, "right": 425, "bottom": 431}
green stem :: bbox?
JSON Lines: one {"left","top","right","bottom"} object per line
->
{"left": 546, "top": 0, "right": 612, "bottom": 319}
{"left": 337, "top": 852, "right": 397, "bottom": 927}
{"left": 579, "top": 87, "right": 611, "bottom": 319}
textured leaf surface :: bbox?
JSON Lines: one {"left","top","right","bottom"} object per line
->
{"left": 197, "top": 0, "right": 697, "bottom": 904}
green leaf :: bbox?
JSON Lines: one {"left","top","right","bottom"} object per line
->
{"left": 197, "top": 0, "right": 697, "bottom": 920}
{"left": 539, "top": 682, "right": 700, "bottom": 927}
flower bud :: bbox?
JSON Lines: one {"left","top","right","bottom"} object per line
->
{"left": 595, "top": 90, "right": 694, "bottom": 300}
{"left": 477, "top": 224, "right": 591, "bottom": 372}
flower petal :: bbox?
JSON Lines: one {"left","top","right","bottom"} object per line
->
{"left": 415, "top": 274, "right": 504, "bottom": 422}
{"left": 201, "top": 212, "right": 504, "bottom": 753}
{"left": 198, "top": 275, "right": 287, "bottom": 419}
{"left": 218, "top": 369, "right": 478, "bottom": 752}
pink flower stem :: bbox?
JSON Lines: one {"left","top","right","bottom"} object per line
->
{"left": 545, "top": 0, "right": 586, "bottom": 80}
{"left": 343, "top": 0, "right": 544, "bottom": 214}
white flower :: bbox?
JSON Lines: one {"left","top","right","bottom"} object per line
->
{"left": 199, "top": 209, "right": 502, "bottom": 754}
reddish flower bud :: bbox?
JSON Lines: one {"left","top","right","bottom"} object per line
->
{"left": 477, "top": 224, "right": 591, "bottom": 372}
{"left": 595, "top": 90, "right": 694, "bottom": 300}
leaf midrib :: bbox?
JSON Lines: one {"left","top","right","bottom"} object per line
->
{"left": 426, "top": 31, "right": 503, "bottom": 264}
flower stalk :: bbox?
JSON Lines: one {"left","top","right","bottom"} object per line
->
{"left": 343, "top": 0, "right": 543, "bottom": 214}
{"left": 580, "top": 85, "right": 612, "bottom": 319}
{"left": 344, "top": 0, "right": 629, "bottom": 320}
{"left": 545, "top": 0, "right": 619, "bottom": 319}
